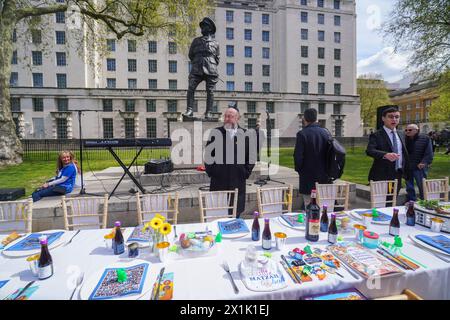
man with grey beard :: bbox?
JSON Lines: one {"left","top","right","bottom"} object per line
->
{"left": 204, "top": 104, "right": 256, "bottom": 217}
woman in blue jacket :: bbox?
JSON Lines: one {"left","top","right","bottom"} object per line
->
{"left": 32, "top": 150, "right": 79, "bottom": 202}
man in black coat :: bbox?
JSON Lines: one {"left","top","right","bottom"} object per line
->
{"left": 204, "top": 105, "right": 256, "bottom": 217}
{"left": 294, "top": 108, "right": 331, "bottom": 209}
{"left": 366, "top": 106, "right": 409, "bottom": 195}
{"left": 404, "top": 124, "right": 434, "bottom": 201}
{"left": 183, "top": 17, "right": 220, "bottom": 120}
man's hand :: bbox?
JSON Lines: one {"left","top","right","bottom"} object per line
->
{"left": 417, "top": 163, "right": 426, "bottom": 169}
{"left": 383, "top": 153, "right": 400, "bottom": 162}
{"left": 41, "top": 183, "right": 49, "bottom": 189}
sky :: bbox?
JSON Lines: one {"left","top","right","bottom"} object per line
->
{"left": 356, "top": 0, "right": 411, "bottom": 83}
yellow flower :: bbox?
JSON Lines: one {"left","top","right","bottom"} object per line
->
{"left": 142, "top": 222, "right": 152, "bottom": 232}
{"left": 150, "top": 217, "right": 163, "bottom": 230}
{"left": 154, "top": 213, "right": 166, "bottom": 222}
{"left": 160, "top": 222, "right": 172, "bottom": 236}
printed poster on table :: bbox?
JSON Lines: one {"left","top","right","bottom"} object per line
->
{"left": 4, "top": 232, "right": 64, "bottom": 251}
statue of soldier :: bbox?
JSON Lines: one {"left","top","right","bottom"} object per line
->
{"left": 183, "top": 17, "right": 220, "bottom": 120}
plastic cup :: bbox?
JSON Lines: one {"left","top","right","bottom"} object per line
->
{"left": 156, "top": 241, "right": 170, "bottom": 263}
{"left": 430, "top": 218, "right": 444, "bottom": 233}
{"left": 362, "top": 213, "right": 373, "bottom": 227}
{"left": 274, "top": 232, "right": 287, "bottom": 251}
{"left": 353, "top": 224, "right": 367, "bottom": 243}
{"left": 26, "top": 254, "right": 40, "bottom": 277}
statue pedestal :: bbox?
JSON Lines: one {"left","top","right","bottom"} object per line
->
{"left": 169, "top": 121, "right": 220, "bottom": 169}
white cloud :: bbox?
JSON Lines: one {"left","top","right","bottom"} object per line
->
{"left": 357, "top": 47, "right": 410, "bottom": 82}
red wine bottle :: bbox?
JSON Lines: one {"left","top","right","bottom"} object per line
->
{"left": 38, "top": 235, "right": 54, "bottom": 280}
{"left": 320, "top": 204, "right": 329, "bottom": 232}
{"left": 389, "top": 208, "right": 400, "bottom": 236}
{"left": 251, "top": 211, "right": 260, "bottom": 241}
{"left": 262, "top": 218, "right": 272, "bottom": 250}
{"left": 305, "top": 190, "right": 320, "bottom": 242}
{"left": 112, "top": 221, "right": 125, "bottom": 255}
{"left": 406, "top": 201, "right": 416, "bottom": 226}
{"left": 328, "top": 213, "right": 338, "bottom": 244}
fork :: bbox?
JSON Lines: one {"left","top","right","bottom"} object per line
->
{"left": 221, "top": 261, "right": 239, "bottom": 294}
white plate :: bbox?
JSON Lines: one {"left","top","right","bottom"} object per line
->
{"left": 79, "top": 260, "right": 152, "bottom": 300}
{"left": 408, "top": 232, "right": 450, "bottom": 257}
{"left": 1, "top": 230, "right": 69, "bottom": 258}
{"left": 210, "top": 218, "right": 249, "bottom": 239}
{"left": 277, "top": 213, "right": 305, "bottom": 230}
{"left": 348, "top": 209, "right": 391, "bottom": 225}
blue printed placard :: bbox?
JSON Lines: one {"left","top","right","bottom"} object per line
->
{"left": 89, "top": 263, "right": 149, "bottom": 300}
{"left": 4, "top": 232, "right": 64, "bottom": 252}
{"left": 127, "top": 225, "right": 152, "bottom": 243}
{"left": 416, "top": 234, "right": 450, "bottom": 255}
{"left": 354, "top": 209, "right": 391, "bottom": 222}
{"left": 217, "top": 219, "right": 249, "bottom": 235}
{"left": 0, "top": 280, "right": 9, "bottom": 289}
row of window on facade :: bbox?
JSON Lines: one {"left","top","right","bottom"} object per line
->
{"left": 398, "top": 100, "right": 433, "bottom": 111}
{"left": 9, "top": 73, "right": 67, "bottom": 88}
{"left": 299, "top": 0, "right": 341, "bottom": 9}
{"left": 11, "top": 50, "right": 68, "bottom": 66}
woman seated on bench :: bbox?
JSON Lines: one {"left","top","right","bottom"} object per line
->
{"left": 32, "top": 150, "right": 80, "bottom": 202}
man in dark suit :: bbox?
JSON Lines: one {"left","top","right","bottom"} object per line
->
{"left": 366, "top": 106, "right": 409, "bottom": 194}
{"left": 204, "top": 104, "right": 256, "bottom": 217}
{"left": 294, "top": 108, "right": 331, "bottom": 209}
{"left": 183, "top": 17, "right": 220, "bottom": 120}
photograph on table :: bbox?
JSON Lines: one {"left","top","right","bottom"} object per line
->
{"left": 88, "top": 263, "right": 149, "bottom": 300}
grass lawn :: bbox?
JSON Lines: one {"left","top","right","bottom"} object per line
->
{"left": 278, "top": 147, "right": 450, "bottom": 185}
{"left": 0, "top": 147, "right": 448, "bottom": 197}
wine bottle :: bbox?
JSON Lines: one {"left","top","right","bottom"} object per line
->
{"left": 389, "top": 208, "right": 400, "bottom": 236}
{"left": 38, "top": 235, "right": 54, "bottom": 280}
{"left": 112, "top": 221, "right": 125, "bottom": 255}
{"left": 406, "top": 201, "right": 416, "bottom": 226}
{"left": 305, "top": 189, "right": 320, "bottom": 242}
{"left": 328, "top": 213, "right": 338, "bottom": 244}
{"left": 251, "top": 211, "right": 260, "bottom": 241}
{"left": 320, "top": 204, "right": 329, "bottom": 232}
{"left": 262, "top": 218, "right": 272, "bottom": 250}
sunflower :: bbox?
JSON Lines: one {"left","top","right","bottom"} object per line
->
{"left": 159, "top": 222, "right": 172, "bottom": 236}
{"left": 154, "top": 213, "right": 166, "bottom": 222}
{"left": 150, "top": 217, "right": 163, "bottom": 230}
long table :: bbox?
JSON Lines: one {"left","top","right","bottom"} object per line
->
{"left": 1, "top": 206, "right": 449, "bottom": 300}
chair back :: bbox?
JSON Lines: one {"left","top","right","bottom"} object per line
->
{"left": 423, "top": 177, "right": 449, "bottom": 201}
{"left": 315, "top": 182, "right": 350, "bottom": 212}
{"left": 62, "top": 194, "right": 108, "bottom": 230}
{"left": 0, "top": 199, "right": 33, "bottom": 235}
{"left": 257, "top": 185, "right": 293, "bottom": 217}
{"left": 370, "top": 180, "right": 398, "bottom": 208}
{"left": 198, "top": 189, "right": 238, "bottom": 222}
{"left": 136, "top": 192, "right": 179, "bottom": 225}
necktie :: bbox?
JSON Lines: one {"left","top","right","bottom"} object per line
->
{"left": 391, "top": 130, "right": 401, "bottom": 170}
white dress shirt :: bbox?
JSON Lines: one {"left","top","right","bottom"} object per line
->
{"left": 383, "top": 125, "right": 403, "bottom": 169}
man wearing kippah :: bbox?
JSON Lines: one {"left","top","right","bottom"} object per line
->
{"left": 204, "top": 103, "right": 256, "bottom": 217}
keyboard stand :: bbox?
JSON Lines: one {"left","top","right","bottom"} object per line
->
{"left": 107, "top": 146, "right": 146, "bottom": 199}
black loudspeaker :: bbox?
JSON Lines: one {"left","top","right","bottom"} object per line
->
{"left": 0, "top": 188, "right": 26, "bottom": 201}
{"left": 144, "top": 159, "right": 174, "bottom": 174}
{"left": 376, "top": 105, "right": 399, "bottom": 130}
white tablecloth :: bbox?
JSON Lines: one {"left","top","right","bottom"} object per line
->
{"left": 0, "top": 206, "right": 449, "bottom": 300}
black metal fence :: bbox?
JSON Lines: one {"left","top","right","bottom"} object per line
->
{"left": 21, "top": 139, "right": 170, "bottom": 162}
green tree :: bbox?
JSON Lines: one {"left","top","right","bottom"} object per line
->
{"left": 429, "top": 71, "right": 450, "bottom": 124}
{"left": 0, "top": 0, "right": 212, "bottom": 166}
{"left": 357, "top": 74, "right": 391, "bottom": 129}
{"left": 382, "top": 0, "right": 450, "bottom": 78}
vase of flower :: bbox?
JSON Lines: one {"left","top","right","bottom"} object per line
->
{"left": 143, "top": 214, "right": 172, "bottom": 256}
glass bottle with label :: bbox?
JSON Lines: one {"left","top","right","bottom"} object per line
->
{"left": 328, "top": 213, "right": 338, "bottom": 244}
{"left": 262, "top": 218, "right": 272, "bottom": 250}
{"left": 112, "top": 221, "right": 125, "bottom": 255}
{"left": 406, "top": 201, "right": 416, "bottom": 226}
{"left": 305, "top": 189, "right": 320, "bottom": 242}
{"left": 251, "top": 211, "right": 260, "bottom": 241}
{"left": 389, "top": 208, "right": 400, "bottom": 236}
{"left": 320, "top": 204, "right": 329, "bottom": 232}
{"left": 38, "top": 235, "right": 54, "bottom": 280}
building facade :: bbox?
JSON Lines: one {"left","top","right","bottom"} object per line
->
{"left": 389, "top": 81, "right": 441, "bottom": 133}
{"left": 10, "top": 0, "right": 362, "bottom": 140}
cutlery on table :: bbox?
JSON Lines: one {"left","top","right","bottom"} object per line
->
{"left": 10, "top": 280, "right": 36, "bottom": 300}
{"left": 64, "top": 230, "right": 81, "bottom": 246}
{"left": 221, "top": 261, "right": 239, "bottom": 294}
{"left": 153, "top": 267, "right": 165, "bottom": 300}
{"left": 69, "top": 272, "right": 85, "bottom": 300}
{"left": 280, "top": 255, "right": 302, "bottom": 284}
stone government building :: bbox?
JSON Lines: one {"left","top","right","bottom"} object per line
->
{"left": 10, "top": 0, "right": 362, "bottom": 140}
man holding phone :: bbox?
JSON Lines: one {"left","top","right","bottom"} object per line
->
{"left": 366, "top": 106, "right": 409, "bottom": 195}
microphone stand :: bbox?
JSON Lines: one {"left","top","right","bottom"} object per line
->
{"left": 254, "top": 111, "right": 285, "bottom": 186}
